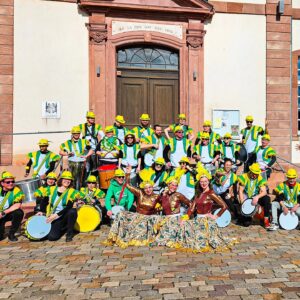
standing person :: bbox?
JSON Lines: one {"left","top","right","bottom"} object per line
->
{"left": 96, "top": 126, "right": 121, "bottom": 167}
{"left": 78, "top": 111, "right": 104, "bottom": 174}
{"left": 163, "top": 126, "right": 192, "bottom": 170}
{"left": 132, "top": 114, "right": 154, "bottom": 142}
{"left": 36, "top": 171, "right": 79, "bottom": 242}
{"left": 25, "top": 139, "right": 60, "bottom": 179}
{"left": 113, "top": 115, "right": 128, "bottom": 144}
{"left": 238, "top": 163, "right": 271, "bottom": 228}
{"left": 250, "top": 134, "right": 276, "bottom": 179}
{"left": 0, "top": 172, "right": 25, "bottom": 242}
{"left": 240, "top": 115, "right": 265, "bottom": 172}
{"left": 269, "top": 169, "right": 300, "bottom": 231}
{"left": 195, "top": 120, "right": 221, "bottom": 145}
{"left": 164, "top": 114, "right": 194, "bottom": 140}
{"left": 141, "top": 124, "right": 168, "bottom": 168}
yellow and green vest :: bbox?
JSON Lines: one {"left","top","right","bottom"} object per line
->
{"left": 132, "top": 126, "right": 154, "bottom": 140}
{"left": 0, "top": 187, "right": 24, "bottom": 211}
{"left": 79, "top": 123, "right": 102, "bottom": 139}
{"left": 254, "top": 145, "right": 276, "bottom": 164}
{"left": 60, "top": 139, "right": 90, "bottom": 156}
{"left": 274, "top": 182, "right": 300, "bottom": 206}
{"left": 118, "top": 143, "right": 140, "bottom": 160}
{"left": 238, "top": 173, "right": 267, "bottom": 198}
{"left": 219, "top": 142, "right": 240, "bottom": 160}
{"left": 79, "top": 187, "right": 105, "bottom": 202}
{"left": 241, "top": 126, "right": 264, "bottom": 143}
{"left": 27, "top": 151, "right": 60, "bottom": 172}
{"left": 168, "top": 138, "right": 192, "bottom": 154}
{"left": 193, "top": 143, "right": 218, "bottom": 159}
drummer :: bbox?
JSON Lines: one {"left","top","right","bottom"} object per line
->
{"left": 25, "top": 139, "right": 60, "bottom": 179}
{"left": 34, "top": 172, "right": 58, "bottom": 213}
{"left": 132, "top": 114, "right": 154, "bottom": 142}
{"left": 95, "top": 126, "right": 121, "bottom": 167}
{"left": 195, "top": 120, "right": 221, "bottom": 145}
{"left": 269, "top": 168, "right": 300, "bottom": 231}
{"left": 0, "top": 172, "right": 25, "bottom": 242}
{"left": 164, "top": 114, "right": 194, "bottom": 141}
{"left": 36, "top": 171, "right": 79, "bottom": 242}
{"left": 238, "top": 163, "right": 271, "bottom": 228}
{"left": 113, "top": 115, "right": 128, "bottom": 144}
{"left": 105, "top": 169, "right": 135, "bottom": 220}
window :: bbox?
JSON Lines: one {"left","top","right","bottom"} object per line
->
{"left": 292, "top": 51, "right": 300, "bottom": 137}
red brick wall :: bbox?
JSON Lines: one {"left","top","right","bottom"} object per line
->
{"left": 0, "top": 0, "right": 13, "bottom": 165}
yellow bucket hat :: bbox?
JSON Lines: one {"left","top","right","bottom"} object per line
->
{"left": 114, "top": 169, "right": 125, "bottom": 177}
{"left": 262, "top": 134, "right": 271, "bottom": 141}
{"left": 115, "top": 115, "right": 125, "bottom": 124}
{"left": 286, "top": 168, "right": 297, "bottom": 179}
{"left": 46, "top": 172, "right": 58, "bottom": 180}
{"left": 86, "top": 175, "right": 97, "bottom": 183}
{"left": 249, "top": 163, "right": 261, "bottom": 175}
{"left": 223, "top": 133, "right": 232, "bottom": 139}
{"left": 86, "top": 111, "right": 95, "bottom": 119}
{"left": 155, "top": 157, "right": 165, "bottom": 165}
{"left": 140, "top": 114, "right": 150, "bottom": 121}
{"left": 38, "top": 139, "right": 49, "bottom": 146}
{"left": 179, "top": 157, "right": 190, "bottom": 164}
{"left": 245, "top": 115, "right": 254, "bottom": 122}
{"left": 203, "top": 120, "right": 212, "bottom": 127}
{"left": 178, "top": 113, "right": 186, "bottom": 120}
{"left": 60, "top": 171, "right": 74, "bottom": 180}
{"left": 174, "top": 125, "right": 183, "bottom": 133}
{"left": 201, "top": 132, "right": 210, "bottom": 140}
{"left": 105, "top": 125, "right": 114, "bottom": 133}
{"left": 71, "top": 126, "right": 81, "bottom": 134}
{"left": 0, "top": 171, "right": 15, "bottom": 182}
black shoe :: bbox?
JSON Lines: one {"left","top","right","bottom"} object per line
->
{"left": 0, "top": 235, "right": 4, "bottom": 241}
{"left": 66, "top": 235, "right": 73, "bottom": 242}
{"left": 8, "top": 233, "right": 18, "bottom": 242}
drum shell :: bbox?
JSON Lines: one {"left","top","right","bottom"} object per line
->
{"left": 237, "top": 143, "right": 247, "bottom": 163}
{"left": 98, "top": 165, "right": 117, "bottom": 189}
{"left": 16, "top": 178, "right": 41, "bottom": 203}
{"left": 68, "top": 160, "right": 85, "bottom": 190}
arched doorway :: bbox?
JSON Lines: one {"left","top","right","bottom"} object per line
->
{"left": 116, "top": 45, "right": 179, "bottom": 127}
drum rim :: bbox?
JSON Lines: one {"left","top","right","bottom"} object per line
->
{"left": 241, "top": 199, "right": 256, "bottom": 216}
{"left": 25, "top": 215, "right": 51, "bottom": 240}
{"left": 214, "top": 208, "right": 231, "bottom": 227}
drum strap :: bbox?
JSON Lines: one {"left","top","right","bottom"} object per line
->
{"left": 0, "top": 191, "right": 11, "bottom": 212}
{"left": 49, "top": 189, "right": 69, "bottom": 216}
{"left": 33, "top": 152, "right": 51, "bottom": 178}
{"left": 117, "top": 183, "right": 127, "bottom": 205}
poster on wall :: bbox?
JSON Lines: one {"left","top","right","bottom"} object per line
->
{"left": 42, "top": 101, "right": 61, "bottom": 119}
{"left": 212, "top": 110, "right": 240, "bottom": 139}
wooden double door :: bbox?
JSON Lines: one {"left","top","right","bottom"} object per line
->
{"left": 117, "top": 69, "right": 179, "bottom": 128}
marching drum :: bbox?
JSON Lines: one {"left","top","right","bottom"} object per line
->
{"left": 16, "top": 177, "right": 41, "bottom": 203}
{"left": 98, "top": 164, "right": 117, "bottom": 189}
{"left": 68, "top": 156, "right": 86, "bottom": 190}
{"left": 279, "top": 211, "right": 298, "bottom": 230}
{"left": 241, "top": 198, "right": 257, "bottom": 217}
{"left": 111, "top": 205, "right": 125, "bottom": 220}
{"left": 25, "top": 215, "right": 51, "bottom": 240}
{"left": 204, "top": 163, "right": 216, "bottom": 176}
{"left": 74, "top": 205, "right": 102, "bottom": 232}
{"left": 213, "top": 208, "right": 231, "bottom": 228}
{"left": 237, "top": 143, "right": 247, "bottom": 163}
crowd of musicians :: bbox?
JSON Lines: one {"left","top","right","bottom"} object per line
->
{"left": 0, "top": 112, "right": 299, "bottom": 252}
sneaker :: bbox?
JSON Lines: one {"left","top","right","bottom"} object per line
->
{"left": 66, "top": 234, "right": 73, "bottom": 242}
{"left": 268, "top": 223, "right": 279, "bottom": 231}
{"left": 264, "top": 219, "right": 271, "bottom": 229}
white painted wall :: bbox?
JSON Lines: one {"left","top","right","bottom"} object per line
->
{"left": 204, "top": 13, "right": 266, "bottom": 133}
{"left": 292, "top": 20, "right": 300, "bottom": 51}
{"left": 210, "top": 0, "right": 266, "bottom": 4}
{"left": 14, "top": 0, "right": 89, "bottom": 155}
{"left": 293, "top": 0, "right": 300, "bottom": 8}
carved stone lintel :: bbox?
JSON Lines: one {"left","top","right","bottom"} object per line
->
{"left": 86, "top": 23, "right": 107, "bottom": 44}
{"left": 186, "top": 29, "right": 206, "bottom": 48}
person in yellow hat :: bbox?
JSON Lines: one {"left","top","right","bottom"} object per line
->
{"left": 35, "top": 170, "right": 80, "bottom": 242}
{"left": 195, "top": 120, "right": 221, "bottom": 146}
{"left": 113, "top": 115, "right": 129, "bottom": 144}
{"left": 96, "top": 125, "right": 121, "bottom": 167}
{"left": 192, "top": 132, "right": 220, "bottom": 174}
{"left": 164, "top": 114, "right": 194, "bottom": 141}
{"left": 240, "top": 115, "right": 265, "bottom": 172}
{"left": 132, "top": 114, "right": 154, "bottom": 142}
{"left": 0, "top": 172, "right": 25, "bottom": 241}
{"left": 140, "top": 124, "right": 168, "bottom": 168}
{"left": 238, "top": 163, "right": 271, "bottom": 228}
{"left": 269, "top": 168, "right": 300, "bottom": 231}
{"left": 250, "top": 134, "right": 276, "bottom": 179}
{"left": 25, "top": 139, "right": 60, "bottom": 179}
{"left": 163, "top": 125, "right": 192, "bottom": 169}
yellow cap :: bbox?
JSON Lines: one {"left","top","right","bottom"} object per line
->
{"left": 286, "top": 168, "right": 297, "bottom": 179}
{"left": 174, "top": 125, "right": 183, "bottom": 133}
{"left": 178, "top": 113, "right": 186, "bottom": 120}
{"left": 60, "top": 171, "right": 73, "bottom": 180}
{"left": 38, "top": 139, "right": 49, "bottom": 146}
{"left": 179, "top": 157, "right": 190, "bottom": 164}
{"left": 125, "top": 130, "right": 135, "bottom": 138}
{"left": 0, "top": 171, "right": 15, "bottom": 182}
{"left": 201, "top": 132, "right": 210, "bottom": 140}
{"left": 71, "top": 126, "right": 81, "bottom": 134}
{"left": 203, "top": 120, "right": 212, "bottom": 127}
{"left": 46, "top": 172, "right": 58, "bottom": 180}
{"left": 262, "top": 134, "right": 271, "bottom": 141}
{"left": 105, "top": 125, "right": 114, "bottom": 133}
{"left": 114, "top": 169, "right": 125, "bottom": 177}
{"left": 140, "top": 114, "right": 150, "bottom": 121}
{"left": 155, "top": 157, "right": 165, "bottom": 165}
{"left": 139, "top": 180, "right": 155, "bottom": 189}
{"left": 86, "top": 111, "right": 95, "bottom": 119}
{"left": 166, "top": 176, "right": 179, "bottom": 185}
{"left": 115, "top": 115, "right": 125, "bottom": 124}
{"left": 249, "top": 163, "right": 261, "bottom": 175}
{"left": 223, "top": 133, "right": 232, "bottom": 139}
{"left": 86, "top": 175, "right": 97, "bottom": 183}
{"left": 245, "top": 115, "right": 254, "bottom": 122}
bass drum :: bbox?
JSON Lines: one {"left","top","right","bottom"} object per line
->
{"left": 237, "top": 143, "right": 247, "bottom": 164}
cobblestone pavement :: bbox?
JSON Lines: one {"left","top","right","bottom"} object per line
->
{"left": 0, "top": 224, "right": 300, "bottom": 300}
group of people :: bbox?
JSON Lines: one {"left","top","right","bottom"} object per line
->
{"left": 0, "top": 112, "right": 299, "bottom": 251}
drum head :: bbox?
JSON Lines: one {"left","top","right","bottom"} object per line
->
{"left": 25, "top": 216, "right": 51, "bottom": 240}
{"left": 213, "top": 208, "right": 231, "bottom": 228}
{"left": 241, "top": 199, "right": 256, "bottom": 216}
{"left": 279, "top": 212, "right": 298, "bottom": 230}
{"left": 237, "top": 143, "right": 247, "bottom": 163}
{"left": 111, "top": 205, "right": 125, "bottom": 219}
{"left": 68, "top": 156, "right": 86, "bottom": 163}
{"left": 74, "top": 205, "right": 101, "bottom": 233}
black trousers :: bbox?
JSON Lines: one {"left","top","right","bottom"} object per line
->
{"left": 219, "top": 192, "right": 239, "bottom": 219}
{"left": 0, "top": 209, "right": 24, "bottom": 236}
{"left": 48, "top": 208, "right": 77, "bottom": 241}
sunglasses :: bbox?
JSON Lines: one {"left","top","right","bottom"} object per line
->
{"left": 116, "top": 176, "right": 125, "bottom": 179}
{"left": 246, "top": 121, "right": 253, "bottom": 123}
{"left": 155, "top": 163, "right": 163, "bottom": 166}
{"left": 176, "top": 131, "right": 184, "bottom": 133}
{"left": 224, "top": 137, "right": 230, "bottom": 140}
{"left": 87, "top": 182, "right": 96, "bottom": 184}
{"left": 202, "top": 138, "right": 209, "bottom": 140}
{"left": 179, "top": 162, "right": 188, "bottom": 165}
{"left": 126, "top": 136, "right": 134, "bottom": 139}
{"left": 4, "top": 180, "right": 15, "bottom": 184}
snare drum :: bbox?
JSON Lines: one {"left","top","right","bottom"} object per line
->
{"left": 111, "top": 205, "right": 125, "bottom": 220}
{"left": 74, "top": 205, "right": 102, "bottom": 232}
{"left": 25, "top": 215, "right": 51, "bottom": 240}
{"left": 68, "top": 156, "right": 86, "bottom": 190}
{"left": 16, "top": 177, "right": 42, "bottom": 203}
{"left": 241, "top": 198, "right": 257, "bottom": 217}
{"left": 213, "top": 208, "right": 231, "bottom": 228}
{"left": 98, "top": 164, "right": 117, "bottom": 189}
{"left": 279, "top": 211, "right": 298, "bottom": 230}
